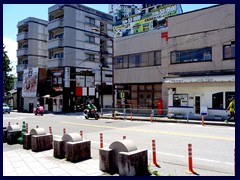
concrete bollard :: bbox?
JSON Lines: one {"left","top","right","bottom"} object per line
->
{"left": 100, "top": 139, "right": 148, "bottom": 176}
{"left": 30, "top": 128, "right": 53, "bottom": 152}
{"left": 7, "top": 125, "right": 21, "bottom": 145}
{"left": 53, "top": 139, "right": 65, "bottom": 159}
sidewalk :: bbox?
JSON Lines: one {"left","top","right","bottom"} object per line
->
{"left": 3, "top": 142, "right": 232, "bottom": 176}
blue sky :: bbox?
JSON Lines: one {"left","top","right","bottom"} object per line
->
{"left": 3, "top": 4, "right": 217, "bottom": 76}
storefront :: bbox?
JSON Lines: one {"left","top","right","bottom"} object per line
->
{"left": 116, "top": 83, "right": 163, "bottom": 110}
{"left": 164, "top": 75, "right": 235, "bottom": 120}
{"left": 43, "top": 94, "right": 63, "bottom": 113}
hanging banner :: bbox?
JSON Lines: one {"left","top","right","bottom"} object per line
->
{"left": 22, "top": 67, "right": 39, "bottom": 97}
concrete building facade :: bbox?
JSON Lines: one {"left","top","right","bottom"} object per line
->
{"left": 114, "top": 4, "right": 235, "bottom": 120}
{"left": 16, "top": 17, "right": 48, "bottom": 112}
{"left": 46, "top": 4, "right": 113, "bottom": 112}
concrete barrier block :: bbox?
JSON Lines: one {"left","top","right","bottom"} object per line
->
{"left": 53, "top": 139, "right": 65, "bottom": 159}
{"left": 118, "top": 149, "right": 148, "bottom": 176}
{"left": 31, "top": 134, "right": 53, "bottom": 152}
{"left": 23, "top": 134, "right": 31, "bottom": 150}
{"left": 65, "top": 140, "right": 91, "bottom": 162}
{"left": 99, "top": 148, "right": 114, "bottom": 174}
{"left": 7, "top": 130, "right": 22, "bottom": 145}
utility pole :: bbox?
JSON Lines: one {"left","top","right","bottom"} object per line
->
{"left": 100, "top": 48, "right": 104, "bottom": 110}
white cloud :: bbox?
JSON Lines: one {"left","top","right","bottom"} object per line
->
{"left": 3, "top": 36, "right": 18, "bottom": 76}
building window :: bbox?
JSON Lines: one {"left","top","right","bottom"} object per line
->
{"left": 212, "top": 92, "right": 223, "bottom": 109}
{"left": 54, "top": 53, "right": 64, "bottom": 58}
{"left": 115, "top": 50, "right": 161, "bottom": 69}
{"left": 129, "top": 54, "right": 141, "bottom": 68}
{"left": 86, "top": 17, "right": 95, "bottom": 25}
{"left": 55, "top": 34, "right": 64, "bottom": 39}
{"left": 86, "top": 35, "right": 95, "bottom": 43}
{"left": 223, "top": 42, "right": 235, "bottom": 59}
{"left": 115, "top": 56, "right": 123, "bottom": 69}
{"left": 154, "top": 51, "right": 161, "bottom": 65}
{"left": 122, "top": 55, "right": 129, "bottom": 68}
{"left": 173, "top": 94, "right": 188, "bottom": 107}
{"left": 171, "top": 47, "right": 212, "bottom": 64}
{"left": 85, "top": 54, "right": 95, "bottom": 61}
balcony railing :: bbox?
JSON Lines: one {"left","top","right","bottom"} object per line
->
{"left": 16, "top": 64, "right": 28, "bottom": 73}
{"left": 48, "top": 38, "right": 63, "bottom": 49}
{"left": 47, "top": 58, "right": 63, "bottom": 68}
{"left": 17, "top": 48, "right": 28, "bottom": 57}
{"left": 48, "top": 18, "right": 63, "bottom": 31}
{"left": 17, "top": 32, "right": 28, "bottom": 42}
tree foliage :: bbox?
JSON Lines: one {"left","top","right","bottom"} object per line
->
{"left": 3, "top": 44, "right": 15, "bottom": 95}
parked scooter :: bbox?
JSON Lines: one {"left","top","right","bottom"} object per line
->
{"left": 33, "top": 106, "right": 44, "bottom": 116}
{"left": 83, "top": 108, "right": 99, "bottom": 120}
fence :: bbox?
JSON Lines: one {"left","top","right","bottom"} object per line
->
{"left": 100, "top": 107, "right": 188, "bottom": 120}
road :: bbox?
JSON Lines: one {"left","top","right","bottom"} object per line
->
{"left": 3, "top": 112, "right": 235, "bottom": 176}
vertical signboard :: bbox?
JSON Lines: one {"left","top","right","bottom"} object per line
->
{"left": 64, "top": 67, "right": 70, "bottom": 88}
{"left": 22, "top": 67, "right": 39, "bottom": 97}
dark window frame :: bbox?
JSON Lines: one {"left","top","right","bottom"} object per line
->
{"left": 171, "top": 47, "right": 212, "bottom": 64}
{"left": 223, "top": 42, "right": 235, "bottom": 60}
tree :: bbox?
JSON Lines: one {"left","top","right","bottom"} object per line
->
{"left": 3, "top": 44, "right": 15, "bottom": 97}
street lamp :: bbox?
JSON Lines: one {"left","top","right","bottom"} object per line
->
{"left": 91, "top": 28, "right": 115, "bottom": 112}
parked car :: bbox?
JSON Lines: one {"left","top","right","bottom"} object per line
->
{"left": 3, "top": 103, "right": 11, "bottom": 114}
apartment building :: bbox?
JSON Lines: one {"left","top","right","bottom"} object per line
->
{"left": 16, "top": 17, "right": 48, "bottom": 112}
{"left": 46, "top": 4, "right": 113, "bottom": 112}
{"left": 114, "top": 4, "right": 235, "bottom": 120}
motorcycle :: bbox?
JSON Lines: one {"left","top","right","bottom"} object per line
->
{"left": 83, "top": 108, "right": 100, "bottom": 120}
{"left": 33, "top": 106, "right": 44, "bottom": 116}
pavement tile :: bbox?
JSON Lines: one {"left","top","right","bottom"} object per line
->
{"left": 41, "top": 161, "right": 59, "bottom": 169}
{"left": 11, "top": 161, "right": 28, "bottom": 168}
{"left": 15, "top": 167, "right": 33, "bottom": 176}
{"left": 64, "top": 168, "right": 87, "bottom": 176}
{"left": 3, "top": 172, "right": 18, "bottom": 176}
{"left": 31, "top": 166, "right": 49, "bottom": 175}
{"left": 47, "top": 167, "right": 70, "bottom": 176}
{"left": 3, "top": 165, "right": 15, "bottom": 174}
{"left": 58, "top": 162, "right": 77, "bottom": 170}
{"left": 27, "top": 161, "right": 43, "bottom": 169}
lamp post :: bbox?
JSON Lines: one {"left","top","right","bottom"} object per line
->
{"left": 91, "top": 28, "right": 115, "bottom": 112}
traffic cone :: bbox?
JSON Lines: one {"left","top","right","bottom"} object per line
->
{"left": 18, "top": 121, "right": 26, "bottom": 144}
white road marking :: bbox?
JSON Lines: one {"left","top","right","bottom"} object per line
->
{"left": 53, "top": 135, "right": 232, "bottom": 165}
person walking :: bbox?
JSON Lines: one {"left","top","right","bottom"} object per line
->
{"left": 225, "top": 97, "right": 235, "bottom": 123}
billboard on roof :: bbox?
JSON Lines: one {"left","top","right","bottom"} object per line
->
{"left": 113, "top": 4, "right": 180, "bottom": 38}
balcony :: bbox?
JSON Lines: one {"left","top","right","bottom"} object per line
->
{"left": 17, "top": 32, "right": 28, "bottom": 42}
{"left": 17, "top": 48, "right": 28, "bottom": 57}
{"left": 47, "top": 58, "right": 63, "bottom": 68}
{"left": 48, "top": 18, "right": 63, "bottom": 31}
{"left": 48, "top": 38, "right": 63, "bottom": 49}
{"left": 16, "top": 64, "right": 28, "bottom": 73}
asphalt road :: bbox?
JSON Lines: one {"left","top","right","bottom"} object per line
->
{"left": 3, "top": 112, "right": 235, "bottom": 176}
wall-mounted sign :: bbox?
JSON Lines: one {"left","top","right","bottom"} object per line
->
{"left": 64, "top": 67, "right": 70, "bottom": 88}
{"left": 200, "top": 106, "right": 208, "bottom": 115}
{"left": 22, "top": 67, "right": 38, "bottom": 97}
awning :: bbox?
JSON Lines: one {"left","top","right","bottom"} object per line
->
{"left": 164, "top": 75, "right": 235, "bottom": 84}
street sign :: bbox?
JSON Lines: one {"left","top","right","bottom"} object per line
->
{"left": 200, "top": 106, "right": 208, "bottom": 115}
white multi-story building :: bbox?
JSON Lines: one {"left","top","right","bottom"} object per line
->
{"left": 16, "top": 17, "right": 48, "bottom": 112}
{"left": 46, "top": 4, "right": 113, "bottom": 112}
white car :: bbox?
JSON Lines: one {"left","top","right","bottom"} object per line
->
{"left": 3, "top": 103, "right": 10, "bottom": 114}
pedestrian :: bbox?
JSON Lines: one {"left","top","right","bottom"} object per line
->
{"left": 225, "top": 97, "right": 235, "bottom": 123}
